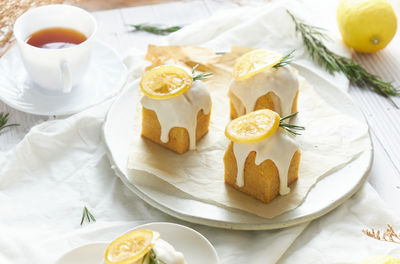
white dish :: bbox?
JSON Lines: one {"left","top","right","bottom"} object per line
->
{"left": 0, "top": 40, "right": 127, "bottom": 116}
{"left": 55, "top": 222, "right": 219, "bottom": 264}
{"left": 103, "top": 64, "right": 373, "bottom": 230}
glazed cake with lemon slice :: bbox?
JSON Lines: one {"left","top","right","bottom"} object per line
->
{"left": 140, "top": 65, "right": 212, "bottom": 154}
{"left": 105, "top": 229, "right": 186, "bottom": 264}
{"left": 229, "top": 49, "right": 299, "bottom": 119}
{"left": 224, "top": 109, "right": 302, "bottom": 203}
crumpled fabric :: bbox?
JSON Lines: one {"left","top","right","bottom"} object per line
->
{"left": 1, "top": 1, "right": 399, "bottom": 263}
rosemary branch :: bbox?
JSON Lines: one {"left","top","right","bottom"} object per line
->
{"left": 148, "top": 249, "right": 167, "bottom": 264}
{"left": 279, "top": 112, "right": 305, "bottom": 136}
{"left": 287, "top": 11, "right": 400, "bottom": 107}
{"left": 192, "top": 64, "right": 213, "bottom": 81}
{"left": 80, "top": 206, "right": 96, "bottom": 226}
{"left": 0, "top": 112, "right": 19, "bottom": 132}
{"left": 129, "top": 24, "right": 182, "bottom": 35}
{"left": 273, "top": 50, "right": 295, "bottom": 68}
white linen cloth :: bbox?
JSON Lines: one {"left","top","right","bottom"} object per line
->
{"left": 1, "top": 1, "right": 400, "bottom": 263}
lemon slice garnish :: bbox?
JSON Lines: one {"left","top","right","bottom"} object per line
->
{"left": 140, "top": 65, "right": 193, "bottom": 100}
{"left": 358, "top": 256, "right": 400, "bottom": 264}
{"left": 225, "top": 109, "right": 280, "bottom": 144}
{"left": 233, "top": 49, "right": 283, "bottom": 81}
{"left": 105, "top": 229, "right": 160, "bottom": 264}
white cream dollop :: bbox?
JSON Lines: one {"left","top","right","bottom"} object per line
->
{"left": 233, "top": 129, "right": 299, "bottom": 195}
{"left": 150, "top": 239, "right": 186, "bottom": 264}
{"left": 229, "top": 65, "right": 299, "bottom": 118}
{"left": 140, "top": 80, "right": 212, "bottom": 150}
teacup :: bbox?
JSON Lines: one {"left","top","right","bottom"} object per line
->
{"left": 13, "top": 4, "right": 97, "bottom": 93}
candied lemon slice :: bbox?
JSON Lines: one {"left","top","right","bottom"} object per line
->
{"left": 140, "top": 65, "right": 192, "bottom": 100}
{"left": 233, "top": 49, "right": 283, "bottom": 81}
{"left": 358, "top": 256, "right": 400, "bottom": 264}
{"left": 105, "top": 229, "right": 160, "bottom": 264}
{"left": 225, "top": 109, "right": 280, "bottom": 143}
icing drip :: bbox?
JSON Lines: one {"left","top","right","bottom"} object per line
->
{"left": 140, "top": 80, "right": 211, "bottom": 150}
{"left": 232, "top": 130, "right": 299, "bottom": 195}
{"left": 229, "top": 65, "right": 299, "bottom": 117}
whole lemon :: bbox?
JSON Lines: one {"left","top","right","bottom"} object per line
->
{"left": 337, "top": 0, "right": 397, "bottom": 53}
{"left": 358, "top": 255, "right": 400, "bottom": 264}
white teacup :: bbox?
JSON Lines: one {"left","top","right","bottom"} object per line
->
{"left": 13, "top": 4, "right": 97, "bottom": 93}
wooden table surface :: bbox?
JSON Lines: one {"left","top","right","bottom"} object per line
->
{"left": 1, "top": 0, "right": 400, "bottom": 218}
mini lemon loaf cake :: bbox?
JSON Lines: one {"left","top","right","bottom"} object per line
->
{"left": 140, "top": 65, "right": 212, "bottom": 154}
{"left": 223, "top": 109, "right": 303, "bottom": 203}
{"left": 105, "top": 229, "right": 186, "bottom": 264}
{"left": 229, "top": 49, "right": 299, "bottom": 119}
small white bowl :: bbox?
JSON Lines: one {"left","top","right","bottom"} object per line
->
{"left": 55, "top": 222, "right": 219, "bottom": 264}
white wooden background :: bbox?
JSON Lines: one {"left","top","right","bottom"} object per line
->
{"left": 1, "top": 0, "right": 400, "bottom": 216}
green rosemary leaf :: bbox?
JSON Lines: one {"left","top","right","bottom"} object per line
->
{"left": 279, "top": 112, "right": 305, "bottom": 136}
{"left": 0, "top": 112, "right": 19, "bottom": 132}
{"left": 287, "top": 10, "right": 399, "bottom": 107}
{"left": 80, "top": 206, "right": 96, "bottom": 226}
{"left": 192, "top": 64, "right": 213, "bottom": 81}
{"left": 273, "top": 50, "right": 295, "bottom": 68}
{"left": 148, "top": 249, "right": 167, "bottom": 264}
{"left": 130, "top": 24, "right": 182, "bottom": 35}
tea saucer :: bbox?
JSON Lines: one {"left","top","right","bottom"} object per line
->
{"left": 0, "top": 40, "right": 127, "bottom": 116}
{"left": 55, "top": 222, "right": 219, "bottom": 264}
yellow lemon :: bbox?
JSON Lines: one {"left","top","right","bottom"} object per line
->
{"left": 140, "top": 65, "right": 192, "bottom": 99}
{"left": 233, "top": 49, "right": 283, "bottom": 81}
{"left": 104, "top": 229, "right": 160, "bottom": 264}
{"left": 225, "top": 109, "right": 280, "bottom": 144}
{"left": 337, "top": 0, "right": 397, "bottom": 53}
{"left": 358, "top": 255, "right": 400, "bottom": 264}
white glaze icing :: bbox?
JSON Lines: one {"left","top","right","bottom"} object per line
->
{"left": 232, "top": 129, "right": 299, "bottom": 195}
{"left": 229, "top": 65, "right": 299, "bottom": 117}
{"left": 141, "top": 80, "right": 211, "bottom": 150}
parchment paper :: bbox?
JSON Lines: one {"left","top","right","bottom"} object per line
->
{"left": 127, "top": 45, "right": 371, "bottom": 218}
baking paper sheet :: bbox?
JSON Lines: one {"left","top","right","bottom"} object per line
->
{"left": 127, "top": 46, "right": 370, "bottom": 218}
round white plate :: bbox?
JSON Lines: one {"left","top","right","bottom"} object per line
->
{"left": 0, "top": 40, "right": 127, "bottom": 116}
{"left": 55, "top": 222, "right": 219, "bottom": 264}
{"left": 103, "top": 64, "right": 373, "bottom": 230}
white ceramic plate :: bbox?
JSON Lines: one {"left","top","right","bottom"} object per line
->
{"left": 0, "top": 40, "right": 127, "bottom": 116}
{"left": 55, "top": 222, "right": 219, "bottom": 264}
{"left": 103, "top": 64, "right": 373, "bottom": 230}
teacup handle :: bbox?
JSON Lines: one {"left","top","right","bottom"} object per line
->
{"left": 60, "top": 59, "right": 72, "bottom": 93}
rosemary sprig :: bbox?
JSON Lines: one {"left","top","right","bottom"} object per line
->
{"left": 279, "top": 112, "right": 305, "bottom": 136}
{"left": 192, "top": 64, "right": 213, "bottom": 81}
{"left": 0, "top": 112, "right": 19, "bottom": 132}
{"left": 148, "top": 249, "right": 167, "bottom": 264}
{"left": 80, "top": 206, "right": 96, "bottom": 226}
{"left": 129, "top": 24, "right": 182, "bottom": 35}
{"left": 287, "top": 11, "right": 400, "bottom": 107}
{"left": 273, "top": 50, "right": 295, "bottom": 68}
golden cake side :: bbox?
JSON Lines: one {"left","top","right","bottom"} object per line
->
{"left": 141, "top": 108, "right": 211, "bottom": 154}
{"left": 224, "top": 142, "right": 301, "bottom": 203}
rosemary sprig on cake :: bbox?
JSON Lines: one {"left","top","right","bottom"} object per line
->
{"left": 287, "top": 11, "right": 399, "bottom": 107}
{"left": 0, "top": 112, "right": 19, "bottom": 132}
{"left": 279, "top": 112, "right": 305, "bottom": 136}
{"left": 80, "top": 206, "right": 96, "bottom": 226}
{"left": 129, "top": 24, "right": 182, "bottom": 35}
{"left": 273, "top": 50, "right": 295, "bottom": 69}
{"left": 192, "top": 64, "right": 213, "bottom": 81}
